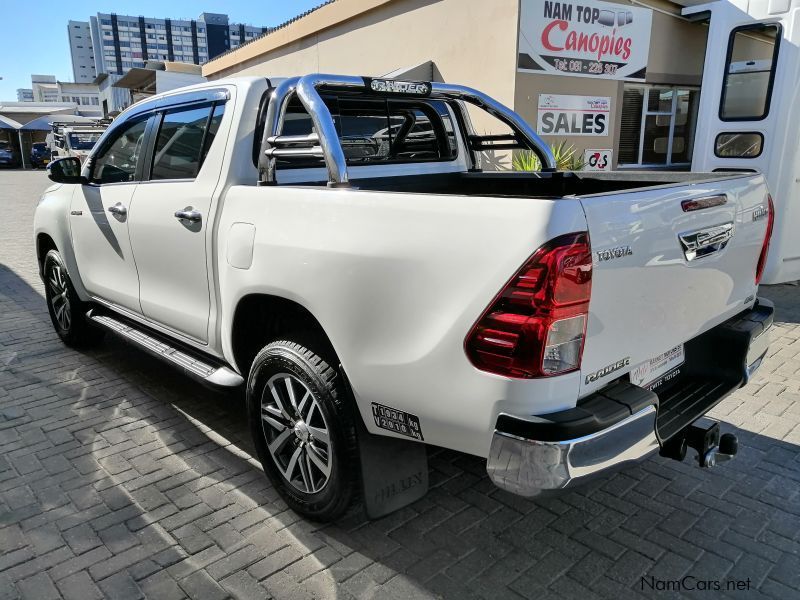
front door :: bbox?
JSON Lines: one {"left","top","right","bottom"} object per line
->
{"left": 69, "top": 115, "right": 151, "bottom": 313}
{"left": 127, "top": 102, "right": 226, "bottom": 343}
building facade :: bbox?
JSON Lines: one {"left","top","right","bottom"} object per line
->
{"left": 68, "top": 20, "right": 97, "bottom": 83}
{"left": 67, "top": 12, "right": 267, "bottom": 80}
{"left": 31, "top": 75, "right": 59, "bottom": 104}
{"left": 56, "top": 82, "right": 102, "bottom": 118}
{"left": 202, "top": 0, "right": 710, "bottom": 172}
{"left": 16, "top": 89, "right": 33, "bottom": 102}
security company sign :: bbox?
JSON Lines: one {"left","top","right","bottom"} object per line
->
{"left": 518, "top": 0, "right": 653, "bottom": 80}
{"left": 583, "top": 148, "right": 613, "bottom": 170}
{"left": 537, "top": 95, "right": 610, "bottom": 136}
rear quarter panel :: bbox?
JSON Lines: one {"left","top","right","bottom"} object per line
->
{"left": 218, "top": 186, "right": 587, "bottom": 457}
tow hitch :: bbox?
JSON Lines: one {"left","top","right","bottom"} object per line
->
{"left": 660, "top": 417, "right": 738, "bottom": 467}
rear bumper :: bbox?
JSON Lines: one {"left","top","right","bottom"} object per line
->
{"left": 486, "top": 298, "right": 773, "bottom": 497}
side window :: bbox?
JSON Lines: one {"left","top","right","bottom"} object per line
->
{"left": 150, "top": 103, "right": 217, "bottom": 180}
{"left": 200, "top": 104, "right": 225, "bottom": 166}
{"left": 91, "top": 117, "right": 149, "bottom": 184}
{"left": 720, "top": 24, "right": 780, "bottom": 121}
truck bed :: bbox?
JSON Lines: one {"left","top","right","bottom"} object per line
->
{"left": 288, "top": 170, "right": 747, "bottom": 199}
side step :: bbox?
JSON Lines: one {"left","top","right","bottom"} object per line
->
{"left": 88, "top": 310, "right": 244, "bottom": 388}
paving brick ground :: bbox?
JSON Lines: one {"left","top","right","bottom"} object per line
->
{"left": 1, "top": 169, "right": 799, "bottom": 599}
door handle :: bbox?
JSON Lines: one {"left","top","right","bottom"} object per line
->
{"left": 107, "top": 203, "right": 127, "bottom": 216}
{"left": 174, "top": 207, "right": 202, "bottom": 223}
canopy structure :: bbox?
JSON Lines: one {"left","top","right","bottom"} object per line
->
{"left": 20, "top": 114, "right": 96, "bottom": 131}
{"left": 0, "top": 114, "right": 23, "bottom": 130}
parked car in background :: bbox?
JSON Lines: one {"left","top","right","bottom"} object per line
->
{"left": 47, "top": 123, "right": 106, "bottom": 163}
{"left": 0, "top": 142, "right": 20, "bottom": 168}
{"left": 30, "top": 142, "right": 51, "bottom": 168}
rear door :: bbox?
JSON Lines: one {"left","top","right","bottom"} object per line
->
{"left": 578, "top": 175, "right": 770, "bottom": 396}
{"left": 127, "top": 99, "right": 227, "bottom": 343}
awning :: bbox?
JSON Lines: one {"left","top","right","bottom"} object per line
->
{"left": 114, "top": 68, "right": 158, "bottom": 94}
{"left": 20, "top": 114, "right": 96, "bottom": 131}
{"left": 0, "top": 115, "right": 23, "bottom": 130}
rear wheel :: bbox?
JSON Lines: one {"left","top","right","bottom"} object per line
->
{"left": 43, "top": 250, "right": 103, "bottom": 347}
{"left": 247, "top": 340, "right": 358, "bottom": 521}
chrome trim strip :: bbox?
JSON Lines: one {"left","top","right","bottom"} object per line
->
{"left": 486, "top": 405, "right": 659, "bottom": 497}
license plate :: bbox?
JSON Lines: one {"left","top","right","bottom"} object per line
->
{"left": 630, "top": 345, "right": 684, "bottom": 390}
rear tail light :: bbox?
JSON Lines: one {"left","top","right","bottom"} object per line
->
{"left": 465, "top": 232, "right": 592, "bottom": 378}
{"left": 755, "top": 194, "right": 774, "bottom": 285}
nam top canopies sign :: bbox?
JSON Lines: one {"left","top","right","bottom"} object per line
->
{"left": 518, "top": 0, "right": 653, "bottom": 80}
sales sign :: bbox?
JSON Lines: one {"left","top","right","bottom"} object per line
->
{"left": 537, "top": 94, "right": 610, "bottom": 136}
{"left": 518, "top": 0, "right": 653, "bottom": 80}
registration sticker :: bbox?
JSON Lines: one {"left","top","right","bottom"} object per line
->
{"left": 630, "top": 345, "right": 684, "bottom": 390}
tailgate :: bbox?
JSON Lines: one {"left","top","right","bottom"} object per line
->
{"left": 579, "top": 174, "right": 770, "bottom": 397}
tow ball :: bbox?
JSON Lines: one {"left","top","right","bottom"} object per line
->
{"left": 660, "top": 417, "right": 738, "bottom": 467}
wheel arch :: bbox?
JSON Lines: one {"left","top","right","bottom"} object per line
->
{"left": 230, "top": 293, "right": 341, "bottom": 377}
{"left": 36, "top": 233, "right": 58, "bottom": 278}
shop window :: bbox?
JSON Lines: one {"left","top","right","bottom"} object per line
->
{"left": 619, "top": 85, "right": 699, "bottom": 168}
{"left": 720, "top": 24, "right": 780, "bottom": 121}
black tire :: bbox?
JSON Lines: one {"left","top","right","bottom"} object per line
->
{"left": 247, "top": 340, "right": 359, "bottom": 522}
{"left": 42, "top": 249, "right": 104, "bottom": 348}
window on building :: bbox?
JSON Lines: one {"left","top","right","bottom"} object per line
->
{"left": 619, "top": 85, "right": 699, "bottom": 168}
{"left": 720, "top": 24, "right": 780, "bottom": 121}
{"left": 91, "top": 97, "right": 99, "bottom": 106}
{"left": 150, "top": 103, "right": 222, "bottom": 180}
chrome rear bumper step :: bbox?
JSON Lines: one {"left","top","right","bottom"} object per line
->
{"left": 88, "top": 310, "right": 243, "bottom": 388}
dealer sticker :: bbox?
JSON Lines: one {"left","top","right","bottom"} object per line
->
{"left": 371, "top": 403, "right": 424, "bottom": 441}
{"left": 630, "top": 345, "right": 684, "bottom": 389}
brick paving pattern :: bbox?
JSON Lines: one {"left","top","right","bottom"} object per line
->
{"left": 1, "top": 170, "right": 799, "bottom": 599}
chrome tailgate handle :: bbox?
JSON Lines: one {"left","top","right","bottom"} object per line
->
{"left": 679, "top": 222, "right": 734, "bottom": 261}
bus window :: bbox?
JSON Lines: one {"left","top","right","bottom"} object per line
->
{"left": 720, "top": 24, "right": 780, "bottom": 121}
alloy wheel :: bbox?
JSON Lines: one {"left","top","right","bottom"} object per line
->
{"left": 260, "top": 373, "right": 332, "bottom": 494}
{"left": 47, "top": 262, "right": 71, "bottom": 331}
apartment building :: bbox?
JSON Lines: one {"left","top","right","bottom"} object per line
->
{"left": 68, "top": 21, "right": 97, "bottom": 83}
{"left": 69, "top": 12, "right": 267, "bottom": 79}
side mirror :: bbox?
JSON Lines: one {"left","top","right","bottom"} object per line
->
{"left": 47, "top": 157, "right": 87, "bottom": 184}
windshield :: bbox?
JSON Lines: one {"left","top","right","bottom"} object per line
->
{"left": 68, "top": 132, "right": 102, "bottom": 150}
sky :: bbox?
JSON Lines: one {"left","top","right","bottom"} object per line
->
{"left": 0, "top": 0, "right": 326, "bottom": 100}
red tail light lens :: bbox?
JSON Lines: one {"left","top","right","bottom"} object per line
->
{"left": 755, "top": 194, "right": 774, "bottom": 285}
{"left": 465, "top": 232, "right": 592, "bottom": 378}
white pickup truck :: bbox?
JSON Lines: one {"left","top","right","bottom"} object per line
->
{"left": 35, "top": 74, "right": 774, "bottom": 521}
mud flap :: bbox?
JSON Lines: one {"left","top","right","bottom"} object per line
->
{"left": 355, "top": 414, "right": 429, "bottom": 519}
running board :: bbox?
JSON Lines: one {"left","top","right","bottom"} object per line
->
{"left": 87, "top": 310, "right": 244, "bottom": 388}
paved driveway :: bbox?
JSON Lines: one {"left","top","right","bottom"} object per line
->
{"left": 1, "top": 170, "right": 799, "bottom": 599}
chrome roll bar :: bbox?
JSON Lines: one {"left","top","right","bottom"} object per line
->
{"left": 258, "top": 73, "right": 557, "bottom": 186}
